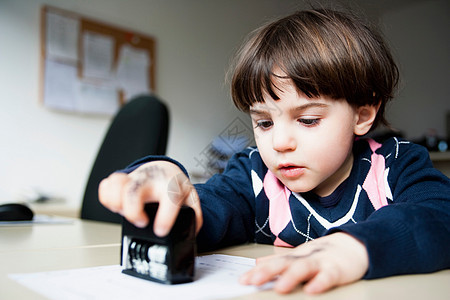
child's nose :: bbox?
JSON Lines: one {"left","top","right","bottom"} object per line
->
{"left": 272, "top": 125, "right": 296, "bottom": 152}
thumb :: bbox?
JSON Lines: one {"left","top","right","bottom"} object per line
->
{"left": 153, "top": 173, "right": 203, "bottom": 236}
{"left": 167, "top": 173, "right": 203, "bottom": 234}
{"left": 153, "top": 173, "right": 197, "bottom": 236}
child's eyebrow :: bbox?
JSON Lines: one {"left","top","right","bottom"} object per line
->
{"left": 249, "top": 102, "right": 328, "bottom": 115}
{"left": 290, "top": 102, "right": 328, "bottom": 113}
{"left": 249, "top": 108, "right": 269, "bottom": 116}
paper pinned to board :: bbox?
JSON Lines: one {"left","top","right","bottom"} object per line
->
{"left": 115, "top": 44, "right": 151, "bottom": 101}
{"left": 82, "top": 31, "right": 115, "bottom": 80}
{"left": 45, "top": 11, "right": 80, "bottom": 61}
{"left": 9, "top": 254, "right": 272, "bottom": 300}
{"left": 43, "top": 59, "right": 78, "bottom": 111}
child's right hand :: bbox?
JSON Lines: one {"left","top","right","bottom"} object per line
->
{"left": 239, "top": 232, "right": 369, "bottom": 294}
{"left": 98, "top": 160, "right": 203, "bottom": 237}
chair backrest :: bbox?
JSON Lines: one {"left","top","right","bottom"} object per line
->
{"left": 80, "top": 95, "right": 169, "bottom": 223}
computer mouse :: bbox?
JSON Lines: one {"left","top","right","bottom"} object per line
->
{"left": 0, "top": 203, "right": 34, "bottom": 221}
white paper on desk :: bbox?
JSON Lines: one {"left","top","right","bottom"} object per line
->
{"left": 0, "top": 215, "right": 74, "bottom": 226}
{"left": 9, "top": 254, "right": 271, "bottom": 300}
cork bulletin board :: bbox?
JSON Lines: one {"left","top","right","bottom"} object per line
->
{"left": 40, "top": 5, "right": 156, "bottom": 115}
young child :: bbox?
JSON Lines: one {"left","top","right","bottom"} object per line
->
{"left": 99, "top": 8, "right": 450, "bottom": 294}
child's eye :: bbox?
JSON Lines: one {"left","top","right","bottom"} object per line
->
{"left": 254, "top": 120, "right": 273, "bottom": 130}
{"left": 299, "top": 118, "right": 320, "bottom": 126}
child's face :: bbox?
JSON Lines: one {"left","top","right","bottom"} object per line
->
{"left": 249, "top": 80, "right": 360, "bottom": 197}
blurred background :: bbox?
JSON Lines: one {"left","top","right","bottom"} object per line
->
{"left": 0, "top": 0, "right": 448, "bottom": 214}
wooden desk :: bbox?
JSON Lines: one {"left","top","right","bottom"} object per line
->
{"left": 0, "top": 246, "right": 121, "bottom": 300}
{"left": 1, "top": 220, "right": 449, "bottom": 299}
{"left": 216, "top": 244, "right": 450, "bottom": 300}
{"left": 0, "top": 219, "right": 121, "bottom": 252}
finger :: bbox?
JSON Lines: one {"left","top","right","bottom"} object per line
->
{"left": 122, "top": 178, "right": 150, "bottom": 228}
{"left": 152, "top": 173, "right": 185, "bottom": 236}
{"left": 98, "top": 173, "right": 129, "bottom": 214}
{"left": 153, "top": 193, "right": 181, "bottom": 237}
{"left": 302, "top": 268, "right": 340, "bottom": 294}
{"left": 239, "top": 256, "right": 289, "bottom": 286}
{"left": 254, "top": 253, "right": 278, "bottom": 263}
{"left": 273, "top": 258, "right": 319, "bottom": 294}
{"left": 240, "top": 253, "right": 282, "bottom": 284}
{"left": 154, "top": 173, "right": 202, "bottom": 236}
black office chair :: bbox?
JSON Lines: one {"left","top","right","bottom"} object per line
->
{"left": 80, "top": 95, "right": 169, "bottom": 223}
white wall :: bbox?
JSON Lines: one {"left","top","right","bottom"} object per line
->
{"left": 0, "top": 0, "right": 300, "bottom": 208}
{"left": 0, "top": 0, "right": 448, "bottom": 210}
{"left": 380, "top": 0, "right": 450, "bottom": 139}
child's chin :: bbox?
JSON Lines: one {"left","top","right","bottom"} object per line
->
{"left": 282, "top": 181, "right": 313, "bottom": 194}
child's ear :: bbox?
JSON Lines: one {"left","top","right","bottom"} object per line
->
{"left": 354, "top": 104, "right": 380, "bottom": 136}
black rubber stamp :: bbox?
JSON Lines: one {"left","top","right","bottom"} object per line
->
{"left": 121, "top": 203, "right": 196, "bottom": 284}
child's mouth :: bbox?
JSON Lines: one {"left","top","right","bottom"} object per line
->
{"left": 279, "top": 165, "right": 305, "bottom": 178}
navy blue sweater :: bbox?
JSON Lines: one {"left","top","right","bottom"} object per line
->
{"left": 121, "top": 138, "right": 450, "bottom": 279}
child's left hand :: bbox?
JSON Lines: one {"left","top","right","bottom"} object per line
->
{"left": 239, "top": 232, "right": 369, "bottom": 294}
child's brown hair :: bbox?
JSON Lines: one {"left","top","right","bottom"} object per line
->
{"left": 230, "top": 8, "right": 399, "bottom": 131}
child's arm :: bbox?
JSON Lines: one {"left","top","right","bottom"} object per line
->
{"left": 98, "top": 149, "right": 257, "bottom": 248}
{"left": 332, "top": 141, "right": 450, "bottom": 279}
{"left": 98, "top": 160, "right": 203, "bottom": 236}
{"left": 240, "top": 232, "right": 369, "bottom": 294}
